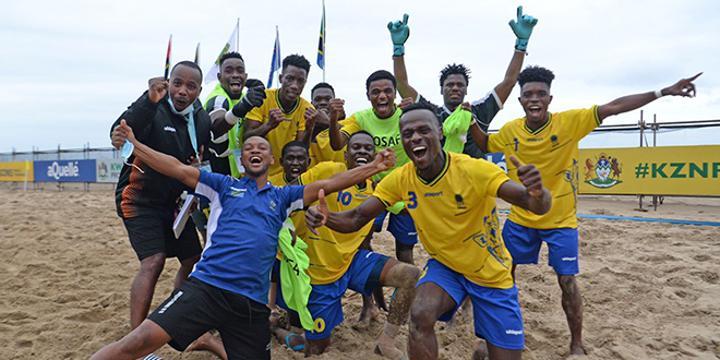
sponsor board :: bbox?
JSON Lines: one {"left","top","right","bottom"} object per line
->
{"left": 96, "top": 158, "right": 124, "bottom": 183}
{"left": 0, "top": 161, "right": 34, "bottom": 182}
{"left": 33, "top": 159, "right": 97, "bottom": 182}
{"left": 579, "top": 145, "right": 720, "bottom": 196}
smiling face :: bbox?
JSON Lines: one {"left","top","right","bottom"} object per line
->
{"left": 519, "top": 82, "right": 553, "bottom": 127}
{"left": 241, "top": 136, "right": 274, "bottom": 178}
{"left": 279, "top": 65, "right": 308, "bottom": 104}
{"left": 399, "top": 109, "right": 443, "bottom": 171}
{"left": 367, "top": 79, "right": 397, "bottom": 119}
{"left": 168, "top": 64, "right": 202, "bottom": 111}
{"left": 345, "top": 132, "right": 376, "bottom": 169}
{"left": 441, "top": 74, "right": 468, "bottom": 109}
{"left": 218, "top": 57, "right": 247, "bottom": 98}
{"left": 280, "top": 145, "right": 309, "bottom": 182}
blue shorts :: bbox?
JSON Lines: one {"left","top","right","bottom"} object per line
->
{"left": 502, "top": 219, "right": 579, "bottom": 275}
{"left": 277, "top": 249, "right": 389, "bottom": 340}
{"left": 373, "top": 211, "right": 418, "bottom": 246}
{"left": 417, "top": 259, "right": 524, "bottom": 351}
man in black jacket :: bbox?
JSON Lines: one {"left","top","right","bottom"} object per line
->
{"left": 110, "top": 61, "right": 212, "bottom": 335}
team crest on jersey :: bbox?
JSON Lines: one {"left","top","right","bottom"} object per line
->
{"left": 229, "top": 187, "right": 247, "bottom": 197}
{"left": 454, "top": 194, "right": 467, "bottom": 209}
{"left": 550, "top": 134, "right": 559, "bottom": 146}
{"left": 269, "top": 200, "right": 277, "bottom": 210}
{"left": 584, "top": 153, "right": 622, "bottom": 188}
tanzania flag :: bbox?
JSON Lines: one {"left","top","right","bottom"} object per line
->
{"left": 316, "top": 2, "right": 325, "bottom": 70}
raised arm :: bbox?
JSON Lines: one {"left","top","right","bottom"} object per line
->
{"left": 597, "top": 73, "right": 702, "bottom": 121}
{"left": 110, "top": 77, "right": 167, "bottom": 149}
{"left": 497, "top": 156, "right": 551, "bottom": 215}
{"left": 328, "top": 99, "right": 349, "bottom": 150}
{"left": 115, "top": 120, "right": 200, "bottom": 188}
{"left": 302, "top": 149, "right": 395, "bottom": 206}
{"left": 306, "top": 194, "right": 386, "bottom": 234}
{"left": 388, "top": 14, "right": 419, "bottom": 100}
{"left": 494, "top": 6, "right": 537, "bottom": 104}
{"left": 468, "top": 121, "right": 490, "bottom": 153}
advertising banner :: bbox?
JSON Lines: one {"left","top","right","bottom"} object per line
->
{"left": 0, "top": 161, "right": 34, "bottom": 182}
{"left": 579, "top": 145, "right": 720, "bottom": 196}
{"left": 33, "top": 159, "right": 97, "bottom": 182}
{"left": 96, "top": 158, "right": 124, "bottom": 183}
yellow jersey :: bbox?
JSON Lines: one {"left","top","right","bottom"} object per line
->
{"left": 246, "top": 88, "right": 311, "bottom": 177}
{"left": 374, "top": 152, "right": 514, "bottom": 289}
{"left": 487, "top": 106, "right": 600, "bottom": 229}
{"left": 309, "top": 129, "right": 345, "bottom": 168}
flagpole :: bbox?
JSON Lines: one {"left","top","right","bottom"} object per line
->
{"left": 322, "top": 0, "right": 326, "bottom": 82}
{"left": 275, "top": 26, "right": 280, "bottom": 87}
{"left": 235, "top": 18, "right": 240, "bottom": 51}
{"left": 164, "top": 34, "right": 172, "bottom": 80}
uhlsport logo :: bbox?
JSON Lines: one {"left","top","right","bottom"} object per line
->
{"left": 584, "top": 153, "right": 622, "bottom": 188}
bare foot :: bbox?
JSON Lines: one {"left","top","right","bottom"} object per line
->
{"left": 568, "top": 343, "right": 588, "bottom": 357}
{"left": 186, "top": 332, "right": 227, "bottom": 360}
{"left": 374, "top": 335, "right": 406, "bottom": 360}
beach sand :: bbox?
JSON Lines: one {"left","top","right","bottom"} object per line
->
{"left": 1, "top": 188, "right": 718, "bottom": 359}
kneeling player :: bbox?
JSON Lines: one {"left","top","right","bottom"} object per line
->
{"left": 273, "top": 131, "right": 420, "bottom": 358}
{"left": 306, "top": 103, "right": 552, "bottom": 359}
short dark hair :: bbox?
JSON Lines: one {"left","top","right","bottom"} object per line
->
{"left": 171, "top": 61, "right": 203, "bottom": 83}
{"left": 282, "top": 54, "right": 311, "bottom": 74}
{"left": 281, "top": 140, "right": 308, "bottom": 158}
{"left": 517, "top": 66, "right": 555, "bottom": 87}
{"left": 399, "top": 102, "right": 440, "bottom": 130}
{"left": 365, "top": 70, "right": 397, "bottom": 92}
{"left": 348, "top": 130, "right": 374, "bottom": 145}
{"left": 311, "top": 82, "right": 335, "bottom": 97}
{"left": 219, "top": 52, "right": 245, "bottom": 67}
{"left": 439, "top": 63, "right": 471, "bottom": 87}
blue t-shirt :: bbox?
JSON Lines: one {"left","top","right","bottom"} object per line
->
{"left": 191, "top": 171, "right": 305, "bottom": 304}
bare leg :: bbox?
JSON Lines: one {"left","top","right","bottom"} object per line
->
{"left": 175, "top": 255, "right": 200, "bottom": 289}
{"left": 558, "top": 274, "right": 585, "bottom": 355}
{"left": 306, "top": 337, "right": 331, "bottom": 356}
{"left": 358, "top": 293, "right": 381, "bottom": 326}
{"left": 408, "top": 282, "right": 456, "bottom": 360}
{"left": 91, "top": 320, "right": 171, "bottom": 360}
{"left": 130, "top": 253, "right": 165, "bottom": 329}
{"left": 486, "top": 342, "right": 522, "bottom": 360}
{"left": 375, "top": 259, "right": 420, "bottom": 359}
{"left": 186, "top": 332, "right": 227, "bottom": 360}
{"left": 472, "top": 339, "right": 489, "bottom": 360}
{"left": 396, "top": 243, "right": 415, "bottom": 265}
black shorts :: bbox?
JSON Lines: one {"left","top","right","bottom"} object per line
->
{"left": 149, "top": 277, "right": 271, "bottom": 360}
{"left": 122, "top": 210, "right": 201, "bottom": 261}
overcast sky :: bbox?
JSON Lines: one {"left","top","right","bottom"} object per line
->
{"left": 2, "top": 0, "right": 719, "bottom": 153}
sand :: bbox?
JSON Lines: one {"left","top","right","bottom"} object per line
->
{"left": 1, "top": 188, "right": 719, "bottom": 359}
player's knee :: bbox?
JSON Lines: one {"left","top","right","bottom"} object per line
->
{"left": 397, "top": 264, "right": 420, "bottom": 288}
{"left": 409, "top": 301, "right": 435, "bottom": 332}
{"left": 116, "top": 331, "right": 148, "bottom": 357}
{"left": 139, "top": 254, "right": 165, "bottom": 275}
{"left": 179, "top": 255, "right": 200, "bottom": 269}
{"left": 307, "top": 338, "right": 331, "bottom": 355}
{"left": 558, "top": 275, "right": 577, "bottom": 293}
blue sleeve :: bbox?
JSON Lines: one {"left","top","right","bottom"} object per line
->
{"left": 280, "top": 185, "right": 305, "bottom": 216}
{"left": 195, "top": 171, "right": 231, "bottom": 202}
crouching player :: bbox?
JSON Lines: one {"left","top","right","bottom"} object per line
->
{"left": 306, "top": 103, "right": 552, "bottom": 359}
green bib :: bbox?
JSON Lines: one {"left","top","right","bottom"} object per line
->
{"left": 442, "top": 107, "right": 474, "bottom": 154}
{"left": 354, "top": 107, "right": 409, "bottom": 181}
{"left": 278, "top": 221, "right": 314, "bottom": 331}
{"left": 204, "top": 84, "right": 245, "bottom": 177}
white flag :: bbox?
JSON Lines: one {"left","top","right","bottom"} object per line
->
{"left": 204, "top": 21, "right": 239, "bottom": 84}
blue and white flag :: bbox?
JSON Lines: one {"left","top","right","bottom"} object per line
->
{"left": 268, "top": 26, "right": 281, "bottom": 88}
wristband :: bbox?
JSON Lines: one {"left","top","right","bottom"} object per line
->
{"left": 225, "top": 110, "right": 241, "bottom": 125}
{"left": 515, "top": 38, "right": 528, "bottom": 52}
{"left": 654, "top": 89, "right": 663, "bottom": 98}
{"left": 393, "top": 45, "right": 405, "bottom": 57}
